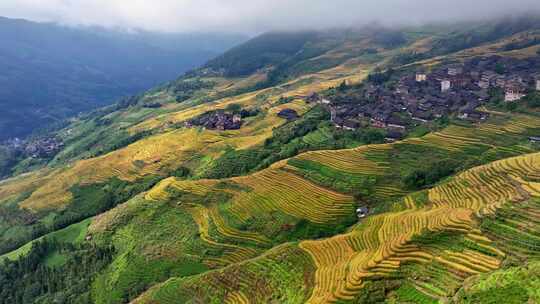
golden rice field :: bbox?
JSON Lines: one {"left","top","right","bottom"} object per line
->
{"left": 184, "top": 204, "right": 261, "bottom": 267}
{"left": 292, "top": 112, "right": 540, "bottom": 180}
{"left": 230, "top": 169, "right": 355, "bottom": 224}
{"left": 132, "top": 153, "right": 539, "bottom": 304}
{"left": 298, "top": 152, "right": 540, "bottom": 303}
{"left": 0, "top": 57, "right": 372, "bottom": 213}
{"left": 292, "top": 143, "right": 391, "bottom": 175}
{"left": 146, "top": 166, "right": 356, "bottom": 227}
{"left": 131, "top": 113, "right": 540, "bottom": 303}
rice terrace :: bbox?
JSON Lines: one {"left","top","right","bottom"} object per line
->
{"left": 1, "top": 3, "right": 540, "bottom": 304}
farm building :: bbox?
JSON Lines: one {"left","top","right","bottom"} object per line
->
{"left": 505, "top": 86, "right": 526, "bottom": 102}
{"left": 356, "top": 207, "right": 369, "bottom": 218}
{"left": 441, "top": 80, "right": 451, "bottom": 92}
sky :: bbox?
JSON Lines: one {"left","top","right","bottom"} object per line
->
{"left": 2, "top": 0, "right": 540, "bottom": 34}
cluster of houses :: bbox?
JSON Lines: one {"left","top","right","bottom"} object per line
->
{"left": 307, "top": 55, "right": 540, "bottom": 141}
{"left": 185, "top": 110, "right": 243, "bottom": 130}
{"left": 24, "top": 137, "right": 64, "bottom": 158}
{"left": 4, "top": 136, "right": 64, "bottom": 159}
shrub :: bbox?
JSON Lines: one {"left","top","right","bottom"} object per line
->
{"left": 402, "top": 159, "right": 460, "bottom": 190}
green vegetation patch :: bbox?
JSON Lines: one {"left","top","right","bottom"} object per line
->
{"left": 140, "top": 244, "right": 316, "bottom": 304}
{"left": 0, "top": 237, "right": 114, "bottom": 304}
{"left": 453, "top": 260, "right": 540, "bottom": 304}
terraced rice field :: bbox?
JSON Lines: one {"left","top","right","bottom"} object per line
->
{"left": 133, "top": 243, "right": 317, "bottom": 304}
{"left": 0, "top": 58, "right": 372, "bottom": 214}
{"left": 230, "top": 169, "right": 355, "bottom": 224}
{"left": 133, "top": 124, "right": 540, "bottom": 304}
{"left": 298, "top": 152, "right": 540, "bottom": 303}
{"left": 292, "top": 144, "right": 391, "bottom": 175}
{"left": 146, "top": 166, "right": 356, "bottom": 233}
{"left": 287, "top": 111, "right": 540, "bottom": 201}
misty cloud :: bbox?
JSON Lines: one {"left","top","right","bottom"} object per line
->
{"left": 2, "top": 0, "right": 540, "bottom": 33}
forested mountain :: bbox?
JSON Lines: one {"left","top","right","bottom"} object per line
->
{"left": 1, "top": 16, "right": 540, "bottom": 304}
{"left": 0, "top": 16, "right": 246, "bottom": 140}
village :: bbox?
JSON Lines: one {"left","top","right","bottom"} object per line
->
{"left": 308, "top": 55, "right": 540, "bottom": 142}
{"left": 3, "top": 136, "right": 64, "bottom": 159}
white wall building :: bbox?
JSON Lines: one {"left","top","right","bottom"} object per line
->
{"left": 441, "top": 80, "right": 451, "bottom": 92}
{"left": 505, "top": 88, "right": 525, "bottom": 102}
{"left": 416, "top": 73, "right": 427, "bottom": 82}
{"left": 536, "top": 79, "right": 540, "bottom": 91}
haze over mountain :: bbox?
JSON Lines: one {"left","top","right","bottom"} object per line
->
{"left": 2, "top": 0, "right": 540, "bottom": 33}
{"left": 0, "top": 16, "right": 246, "bottom": 140}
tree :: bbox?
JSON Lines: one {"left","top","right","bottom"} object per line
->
{"left": 225, "top": 103, "right": 242, "bottom": 113}
{"left": 525, "top": 92, "right": 540, "bottom": 108}
{"left": 338, "top": 80, "right": 349, "bottom": 92}
{"left": 505, "top": 102, "right": 518, "bottom": 111}
{"left": 495, "top": 63, "right": 506, "bottom": 74}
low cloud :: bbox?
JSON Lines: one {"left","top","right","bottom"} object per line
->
{"left": 2, "top": 0, "right": 540, "bottom": 33}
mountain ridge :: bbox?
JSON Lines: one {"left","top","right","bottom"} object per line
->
{"left": 0, "top": 16, "right": 247, "bottom": 141}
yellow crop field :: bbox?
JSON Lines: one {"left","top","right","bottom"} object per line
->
{"left": 185, "top": 204, "right": 260, "bottom": 267}
{"left": 14, "top": 128, "right": 220, "bottom": 210}
{"left": 230, "top": 168, "right": 355, "bottom": 224}
{"left": 298, "top": 152, "right": 540, "bottom": 303}
{"left": 146, "top": 166, "right": 356, "bottom": 226}
{"left": 0, "top": 50, "right": 376, "bottom": 214}
{"left": 0, "top": 96, "right": 309, "bottom": 212}
{"left": 294, "top": 144, "right": 391, "bottom": 175}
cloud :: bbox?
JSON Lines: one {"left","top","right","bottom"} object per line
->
{"left": 1, "top": 0, "right": 540, "bottom": 33}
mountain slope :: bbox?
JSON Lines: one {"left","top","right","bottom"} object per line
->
{"left": 0, "top": 16, "right": 246, "bottom": 140}
{"left": 1, "top": 17, "right": 540, "bottom": 304}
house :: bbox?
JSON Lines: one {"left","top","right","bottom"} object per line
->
{"left": 470, "top": 71, "right": 481, "bottom": 80}
{"left": 479, "top": 71, "right": 497, "bottom": 88}
{"left": 412, "top": 110, "right": 432, "bottom": 122}
{"left": 371, "top": 113, "right": 388, "bottom": 128}
{"left": 387, "top": 116, "right": 406, "bottom": 130}
{"left": 356, "top": 207, "right": 369, "bottom": 218}
{"left": 416, "top": 73, "right": 427, "bottom": 82}
{"left": 385, "top": 130, "right": 404, "bottom": 142}
{"left": 458, "top": 110, "right": 488, "bottom": 121}
{"left": 475, "top": 90, "right": 490, "bottom": 102}
{"left": 495, "top": 76, "right": 507, "bottom": 88}
{"left": 333, "top": 117, "right": 345, "bottom": 128}
{"left": 432, "top": 106, "right": 449, "bottom": 118}
{"left": 451, "top": 76, "right": 469, "bottom": 88}
{"left": 142, "top": 102, "right": 162, "bottom": 109}
{"left": 505, "top": 85, "right": 525, "bottom": 102}
{"left": 441, "top": 80, "right": 451, "bottom": 92}
{"left": 478, "top": 80, "right": 490, "bottom": 89}
{"left": 536, "top": 79, "right": 540, "bottom": 91}
{"left": 320, "top": 99, "right": 331, "bottom": 105}
{"left": 529, "top": 136, "right": 540, "bottom": 143}
{"left": 396, "top": 84, "right": 409, "bottom": 94}
{"left": 306, "top": 92, "right": 321, "bottom": 103}
{"left": 343, "top": 120, "right": 360, "bottom": 131}
{"left": 277, "top": 109, "right": 299, "bottom": 120}
{"left": 448, "top": 65, "right": 463, "bottom": 76}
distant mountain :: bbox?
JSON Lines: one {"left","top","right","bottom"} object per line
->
{"left": 0, "top": 16, "right": 246, "bottom": 140}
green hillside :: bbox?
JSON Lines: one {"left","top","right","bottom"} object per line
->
{"left": 1, "top": 17, "right": 540, "bottom": 304}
